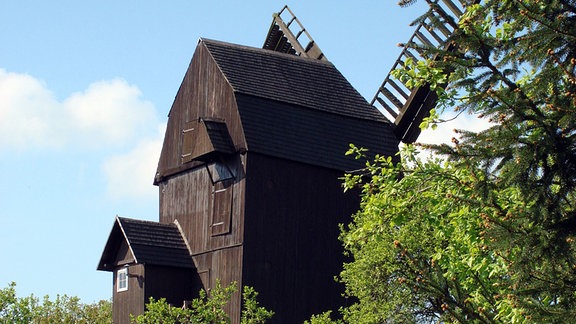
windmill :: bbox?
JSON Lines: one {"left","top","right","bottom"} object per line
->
{"left": 263, "top": 1, "right": 470, "bottom": 143}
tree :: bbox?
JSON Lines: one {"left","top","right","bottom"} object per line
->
{"left": 313, "top": 0, "right": 576, "bottom": 322}
{"left": 0, "top": 282, "right": 112, "bottom": 323}
{"left": 132, "top": 281, "right": 274, "bottom": 324}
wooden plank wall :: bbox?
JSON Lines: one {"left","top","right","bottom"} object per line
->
{"left": 242, "top": 153, "right": 360, "bottom": 323}
{"left": 144, "top": 266, "right": 198, "bottom": 308}
{"left": 113, "top": 264, "right": 145, "bottom": 324}
{"left": 156, "top": 42, "right": 246, "bottom": 179}
{"left": 158, "top": 161, "right": 246, "bottom": 323}
{"left": 158, "top": 155, "right": 245, "bottom": 254}
{"left": 155, "top": 39, "right": 252, "bottom": 323}
{"left": 193, "top": 246, "right": 244, "bottom": 323}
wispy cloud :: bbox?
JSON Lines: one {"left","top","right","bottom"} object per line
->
{"left": 102, "top": 124, "right": 165, "bottom": 200}
{"left": 0, "top": 69, "right": 157, "bottom": 150}
{"left": 0, "top": 68, "right": 164, "bottom": 200}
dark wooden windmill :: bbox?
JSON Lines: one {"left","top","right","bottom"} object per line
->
{"left": 98, "top": 2, "right": 469, "bottom": 323}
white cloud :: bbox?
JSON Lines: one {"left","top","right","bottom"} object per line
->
{"left": 0, "top": 68, "right": 165, "bottom": 200}
{"left": 102, "top": 124, "right": 165, "bottom": 200}
{"left": 64, "top": 80, "right": 156, "bottom": 146}
{"left": 0, "top": 70, "right": 63, "bottom": 148}
{"left": 409, "top": 113, "right": 493, "bottom": 160}
{"left": 0, "top": 69, "right": 156, "bottom": 150}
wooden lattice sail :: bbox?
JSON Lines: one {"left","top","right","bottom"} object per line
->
{"left": 263, "top": 5, "right": 327, "bottom": 61}
{"left": 263, "top": 2, "right": 471, "bottom": 143}
{"left": 371, "top": 0, "right": 471, "bottom": 143}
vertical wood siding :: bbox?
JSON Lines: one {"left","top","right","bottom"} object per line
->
{"left": 242, "top": 153, "right": 360, "bottom": 323}
{"left": 159, "top": 156, "right": 245, "bottom": 254}
{"left": 156, "top": 43, "right": 246, "bottom": 180}
{"left": 155, "top": 41, "right": 249, "bottom": 323}
{"left": 113, "top": 264, "right": 145, "bottom": 324}
{"left": 144, "top": 266, "right": 197, "bottom": 308}
{"left": 193, "top": 246, "right": 243, "bottom": 323}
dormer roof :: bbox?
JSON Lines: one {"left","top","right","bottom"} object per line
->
{"left": 97, "top": 217, "right": 193, "bottom": 271}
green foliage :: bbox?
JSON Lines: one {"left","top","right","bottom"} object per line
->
{"left": 341, "top": 147, "right": 501, "bottom": 323}
{"left": 240, "top": 286, "right": 274, "bottom": 324}
{"left": 132, "top": 281, "right": 273, "bottom": 324}
{"left": 0, "top": 282, "right": 112, "bottom": 324}
{"left": 304, "top": 311, "right": 341, "bottom": 324}
{"left": 314, "top": 0, "right": 576, "bottom": 322}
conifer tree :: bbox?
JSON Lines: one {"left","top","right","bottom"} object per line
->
{"left": 312, "top": 1, "right": 576, "bottom": 323}
{"left": 428, "top": 0, "right": 576, "bottom": 319}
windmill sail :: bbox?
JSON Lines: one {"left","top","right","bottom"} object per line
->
{"left": 372, "top": 0, "right": 471, "bottom": 143}
{"left": 263, "top": 5, "right": 327, "bottom": 61}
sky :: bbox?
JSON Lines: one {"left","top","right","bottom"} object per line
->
{"left": 0, "top": 1, "right": 488, "bottom": 303}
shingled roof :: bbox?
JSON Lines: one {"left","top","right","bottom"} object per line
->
{"left": 201, "top": 39, "right": 399, "bottom": 170}
{"left": 97, "top": 217, "right": 193, "bottom": 271}
{"left": 202, "top": 38, "right": 388, "bottom": 123}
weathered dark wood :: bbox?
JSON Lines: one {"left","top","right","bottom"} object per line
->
{"left": 263, "top": 5, "right": 327, "bottom": 61}
{"left": 102, "top": 37, "right": 398, "bottom": 324}
{"left": 394, "top": 84, "right": 438, "bottom": 143}
{"left": 111, "top": 264, "right": 197, "bottom": 324}
{"left": 144, "top": 265, "right": 198, "bottom": 309}
{"left": 242, "top": 153, "right": 360, "bottom": 323}
{"left": 155, "top": 43, "right": 247, "bottom": 183}
{"left": 113, "top": 264, "right": 145, "bottom": 324}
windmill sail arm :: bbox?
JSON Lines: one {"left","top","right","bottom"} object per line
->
{"left": 262, "top": 5, "right": 327, "bottom": 61}
{"left": 372, "top": 0, "right": 474, "bottom": 143}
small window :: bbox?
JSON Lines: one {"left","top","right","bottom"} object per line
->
{"left": 206, "top": 162, "right": 234, "bottom": 184}
{"left": 117, "top": 267, "right": 128, "bottom": 292}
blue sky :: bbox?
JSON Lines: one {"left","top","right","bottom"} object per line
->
{"left": 0, "top": 1, "right": 484, "bottom": 303}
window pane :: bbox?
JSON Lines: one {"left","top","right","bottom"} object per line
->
{"left": 117, "top": 268, "right": 128, "bottom": 292}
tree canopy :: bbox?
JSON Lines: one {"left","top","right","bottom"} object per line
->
{"left": 313, "top": 0, "right": 576, "bottom": 323}
{"left": 132, "top": 281, "right": 274, "bottom": 324}
{"left": 0, "top": 282, "right": 112, "bottom": 324}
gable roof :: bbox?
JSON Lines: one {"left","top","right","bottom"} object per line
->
{"left": 200, "top": 39, "right": 399, "bottom": 170}
{"left": 201, "top": 38, "right": 388, "bottom": 123}
{"left": 97, "top": 217, "right": 193, "bottom": 271}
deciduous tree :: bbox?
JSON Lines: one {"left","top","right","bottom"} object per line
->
{"left": 132, "top": 281, "right": 274, "bottom": 324}
{"left": 0, "top": 282, "right": 112, "bottom": 324}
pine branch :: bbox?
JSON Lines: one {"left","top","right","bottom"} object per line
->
{"left": 514, "top": 0, "right": 576, "bottom": 41}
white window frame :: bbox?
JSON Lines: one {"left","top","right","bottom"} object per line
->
{"left": 117, "top": 267, "right": 128, "bottom": 292}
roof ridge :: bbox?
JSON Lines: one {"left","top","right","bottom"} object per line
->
{"left": 200, "top": 37, "right": 334, "bottom": 66}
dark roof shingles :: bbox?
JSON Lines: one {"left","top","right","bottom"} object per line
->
{"left": 236, "top": 94, "right": 398, "bottom": 172}
{"left": 118, "top": 217, "right": 193, "bottom": 269}
{"left": 201, "top": 38, "right": 388, "bottom": 123}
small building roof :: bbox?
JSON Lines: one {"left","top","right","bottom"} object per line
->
{"left": 97, "top": 217, "right": 193, "bottom": 271}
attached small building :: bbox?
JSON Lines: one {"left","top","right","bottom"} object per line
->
{"left": 97, "top": 217, "right": 197, "bottom": 321}
{"left": 99, "top": 38, "right": 399, "bottom": 323}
